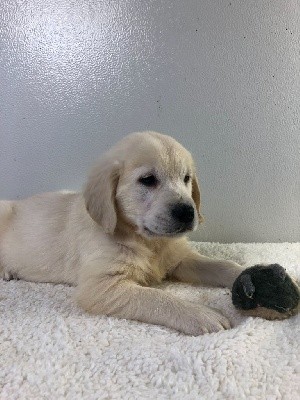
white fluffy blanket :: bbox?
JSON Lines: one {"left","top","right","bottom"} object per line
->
{"left": 1, "top": 242, "right": 299, "bottom": 399}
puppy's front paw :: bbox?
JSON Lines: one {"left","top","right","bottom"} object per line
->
{"left": 232, "top": 264, "right": 300, "bottom": 320}
{"left": 181, "top": 305, "right": 231, "bottom": 336}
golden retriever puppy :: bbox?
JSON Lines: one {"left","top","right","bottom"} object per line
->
{"left": 0, "top": 131, "right": 246, "bottom": 335}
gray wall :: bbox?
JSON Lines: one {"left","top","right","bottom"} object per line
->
{"left": 0, "top": 0, "right": 299, "bottom": 243}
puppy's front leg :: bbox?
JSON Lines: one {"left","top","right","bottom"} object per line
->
{"left": 170, "top": 250, "right": 244, "bottom": 289}
{"left": 76, "top": 262, "right": 230, "bottom": 335}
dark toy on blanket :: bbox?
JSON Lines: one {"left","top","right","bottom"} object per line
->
{"left": 232, "top": 264, "right": 300, "bottom": 320}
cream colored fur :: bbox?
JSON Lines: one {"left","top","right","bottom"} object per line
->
{"left": 0, "top": 131, "right": 249, "bottom": 335}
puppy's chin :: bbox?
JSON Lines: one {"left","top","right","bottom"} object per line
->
{"left": 137, "top": 225, "right": 190, "bottom": 239}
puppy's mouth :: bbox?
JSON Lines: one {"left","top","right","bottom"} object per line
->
{"left": 143, "top": 225, "right": 189, "bottom": 238}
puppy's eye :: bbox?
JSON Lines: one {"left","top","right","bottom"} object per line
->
{"left": 184, "top": 175, "right": 190, "bottom": 184}
{"left": 138, "top": 175, "right": 158, "bottom": 187}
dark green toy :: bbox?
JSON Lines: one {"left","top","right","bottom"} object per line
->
{"left": 232, "top": 264, "right": 300, "bottom": 319}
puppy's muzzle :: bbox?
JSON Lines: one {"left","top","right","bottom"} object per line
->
{"left": 171, "top": 203, "right": 195, "bottom": 227}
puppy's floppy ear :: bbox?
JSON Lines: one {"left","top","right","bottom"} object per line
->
{"left": 192, "top": 174, "right": 204, "bottom": 223}
{"left": 84, "top": 159, "right": 121, "bottom": 234}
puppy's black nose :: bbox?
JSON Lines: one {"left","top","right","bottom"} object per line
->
{"left": 171, "top": 203, "right": 195, "bottom": 224}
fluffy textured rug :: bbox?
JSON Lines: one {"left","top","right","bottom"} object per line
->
{"left": 1, "top": 242, "right": 299, "bottom": 400}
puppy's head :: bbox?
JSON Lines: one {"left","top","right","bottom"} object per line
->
{"left": 84, "top": 131, "right": 203, "bottom": 238}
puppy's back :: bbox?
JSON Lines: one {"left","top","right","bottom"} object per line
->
{"left": 0, "top": 191, "right": 82, "bottom": 284}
